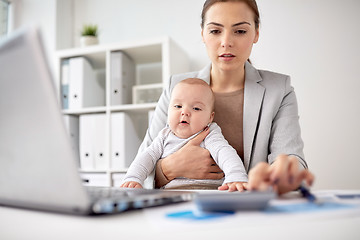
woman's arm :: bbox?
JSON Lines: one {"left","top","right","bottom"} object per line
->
{"left": 249, "top": 76, "right": 313, "bottom": 194}
{"left": 140, "top": 74, "right": 223, "bottom": 188}
{"left": 155, "top": 127, "right": 224, "bottom": 188}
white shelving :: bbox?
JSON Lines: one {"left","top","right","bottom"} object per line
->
{"left": 54, "top": 36, "right": 189, "bottom": 187}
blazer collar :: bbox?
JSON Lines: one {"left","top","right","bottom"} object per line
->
{"left": 198, "top": 61, "right": 262, "bottom": 84}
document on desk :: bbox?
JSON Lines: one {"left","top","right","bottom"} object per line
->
{"left": 143, "top": 190, "right": 360, "bottom": 232}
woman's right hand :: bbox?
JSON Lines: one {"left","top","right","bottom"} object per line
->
{"left": 160, "top": 127, "right": 224, "bottom": 181}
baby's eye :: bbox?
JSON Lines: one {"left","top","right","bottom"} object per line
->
{"left": 174, "top": 105, "right": 182, "bottom": 109}
{"left": 193, "top": 107, "right": 202, "bottom": 111}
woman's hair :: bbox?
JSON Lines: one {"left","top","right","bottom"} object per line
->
{"left": 201, "top": 0, "right": 260, "bottom": 30}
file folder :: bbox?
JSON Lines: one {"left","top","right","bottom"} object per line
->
{"left": 68, "top": 57, "right": 105, "bottom": 109}
{"left": 110, "top": 51, "right": 135, "bottom": 105}
{"left": 111, "top": 112, "right": 141, "bottom": 170}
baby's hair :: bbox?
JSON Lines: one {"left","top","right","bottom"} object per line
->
{"left": 176, "top": 78, "right": 215, "bottom": 111}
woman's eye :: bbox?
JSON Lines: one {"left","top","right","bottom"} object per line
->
{"left": 209, "top": 29, "right": 220, "bottom": 34}
{"left": 235, "top": 29, "right": 247, "bottom": 34}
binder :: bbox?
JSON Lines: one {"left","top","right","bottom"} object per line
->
{"left": 80, "top": 173, "right": 109, "bottom": 187}
{"left": 63, "top": 115, "right": 80, "bottom": 166}
{"left": 111, "top": 112, "right": 141, "bottom": 170}
{"left": 93, "top": 114, "right": 107, "bottom": 170}
{"left": 79, "top": 113, "right": 106, "bottom": 170}
{"left": 60, "top": 59, "right": 70, "bottom": 109}
{"left": 68, "top": 57, "right": 105, "bottom": 109}
{"left": 110, "top": 51, "right": 135, "bottom": 105}
{"left": 79, "top": 114, "right": 95, "bottom": 170}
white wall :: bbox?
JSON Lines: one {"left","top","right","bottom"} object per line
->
{"left": 253, "top": 0, "right": 360, "bottom": 190}
{"left": 12, "top": 0, "right": 57, "bottom": 69}
{"left": 13, "top": 0, "right": 360, "bottom": 190}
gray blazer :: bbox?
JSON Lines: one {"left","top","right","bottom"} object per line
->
{"left": 140, "top": 61, "right": 307, "bottom": 185}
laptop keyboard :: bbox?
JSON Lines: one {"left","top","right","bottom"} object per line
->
{"left": 85, "top": 186, "right": 193, "bottom": 214}
{"left": 86, "top": 186, "right": 160, "bottom": 200}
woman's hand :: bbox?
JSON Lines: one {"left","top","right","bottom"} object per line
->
{"left": 247, "top": 154, "right": 314, "bottom": 194}
{"left": 161, "top": 127, "right": 224, "bottom": 181}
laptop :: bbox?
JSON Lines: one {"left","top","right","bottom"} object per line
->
{"left": 0, "top": 27, "right": 193, "bottom": 215}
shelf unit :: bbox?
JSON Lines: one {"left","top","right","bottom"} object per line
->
{"left": 54, "top": 36, "right": 189, "bottom": 187}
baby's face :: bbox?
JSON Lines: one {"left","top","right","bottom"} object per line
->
{"left": 168, "top": 83, "right": 214, "bottom": 139}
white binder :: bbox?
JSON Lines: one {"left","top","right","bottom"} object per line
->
{"left": 80, "top": 173, "right": 109, "bottom": 187}
{"left": 79, "top": 114, "right": 95, "bottom": 170}
{"left": 110, "top": 52, "right": 135, "bottom": 105}
{"left": 79, "top": 114, "right": 107, "bottom": 170}
{"left": 63, "top": 115, "right": 80, "bottom": 166}
{"left": 111, "top": 112, "right": 141, "bottom": 170}
{"left": 68, "top": 57, "right": 105, "bottom": 109}
{"left": 93, "top": 114, "right": 107, "bottom": 170}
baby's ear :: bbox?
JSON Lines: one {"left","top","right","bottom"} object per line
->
{"left": 210, "top": 112, "right": 215, "bottom": 122}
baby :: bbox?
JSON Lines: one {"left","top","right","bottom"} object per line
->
{"left": 121, "top": 78, "right": 248, "bottom": 191}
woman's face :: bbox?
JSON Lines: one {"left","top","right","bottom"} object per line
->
{"left": 201, "top": 1, "right": 259, "bottom": 72}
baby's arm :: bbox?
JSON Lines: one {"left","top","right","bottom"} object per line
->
{"left": 204, "top": 124, "right": 248, "bottom": 186}
{"left": 121, "top": 129, "right": 167, "bottom": 187}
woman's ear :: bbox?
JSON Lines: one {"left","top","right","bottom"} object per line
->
{"left": 253, "top": 29, "right": 259, "bottom": 44}
{"left": 201, "top": 29, "right": 205, "bottom": 43}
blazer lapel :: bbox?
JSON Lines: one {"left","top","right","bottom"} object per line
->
{"left": 243, "top": 62, "right": 265, "bottom": 172}
{"left": 197, "top": 63, "right": 264, "bottom": 172}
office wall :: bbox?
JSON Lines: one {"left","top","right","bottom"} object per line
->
{"left": 13, "top": 0, "right": 360, "bottom": 190}
{"left": 11, "top": 0, "right": 57, "bottom": 70}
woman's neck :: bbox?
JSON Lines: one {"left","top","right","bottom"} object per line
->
{"left": 210, "top": 64, "right": 245, "bottom": 93}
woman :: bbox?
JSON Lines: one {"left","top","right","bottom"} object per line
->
{"left": 139, "top": 0, "right": 314, "bottom": 194}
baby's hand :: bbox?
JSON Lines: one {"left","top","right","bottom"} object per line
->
{"left": 120, "top": 181, "right": 143, "bottom": 188}
{"left": 218, "top": 182, "right": 247, "bottom": 192}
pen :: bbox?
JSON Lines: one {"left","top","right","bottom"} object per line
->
{"left": 299, "top": 182, "right": 317, "bottom": 203}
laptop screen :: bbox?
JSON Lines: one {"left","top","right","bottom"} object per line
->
{"left": 0, "top": 27, "right": 91, "bottom": 214}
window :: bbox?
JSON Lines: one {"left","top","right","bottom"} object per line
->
{"left": 0, "top": 0, "right": 10, "bottom": 38}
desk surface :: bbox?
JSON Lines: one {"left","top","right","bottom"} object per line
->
{"left": 1, "top": 190, "right": 360, "bottom": 240}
